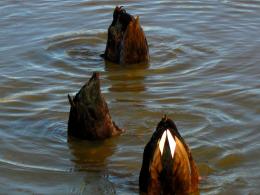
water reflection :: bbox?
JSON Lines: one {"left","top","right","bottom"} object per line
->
{"left": 68, "top": 137, "right": 117, "bottom": 194}
{"left": 68, "top": 137, "right": 115, "bottom": 172}
{"left": 104, "top": 60, "right": 149, "bottom": 93}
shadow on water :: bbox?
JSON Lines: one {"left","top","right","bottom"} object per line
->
{"left": 67, "top": 136, "right": 117, "bottom": 194}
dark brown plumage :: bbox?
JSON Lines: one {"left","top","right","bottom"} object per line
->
{"left": 103, "top": 6, "right": 149, "bottom": 65}
{"left": 67, "top": 72, "right": 122, "bottom": 140}
{"left": 139, "top": 116, "right": 199, "bottom": 195}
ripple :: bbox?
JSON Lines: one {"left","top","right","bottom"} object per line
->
{"left": 0, "top": 158, "right": 67, "bottom": 173}
{"left": 47, "top": 32, "right": 105, "bottom": 50}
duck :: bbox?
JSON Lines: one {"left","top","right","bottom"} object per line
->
{"left": 139, "top": 115, "right": 199, "bottom": 195}
{"left": 103, "top": 6, "right": 149, "bottom": 65}
{"left": 67, "top": 72, "right": 123, "bottom": 140}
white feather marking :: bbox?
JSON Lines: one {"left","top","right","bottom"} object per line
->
{"left": 166, "top": 129, "right": 176, "bottom": 158}
{"left": 159, "top": 130, "right": 167, "bottom": 155}
{"left": 158, "top": 129, "right": 176, "bottom": 158}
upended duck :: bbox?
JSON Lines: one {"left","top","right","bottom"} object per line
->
{"left": 67, "top": 72, "right": 123, "bottom": 139}
{"left": 139, "top": 115, "right": 199, "bottom": 195}
{"left": 103, "top": 6, "right": 149, "bottom": 64}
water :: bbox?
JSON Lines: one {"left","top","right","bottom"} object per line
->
{"left": 0, "top": 0, "right": 260, "bottom": 194}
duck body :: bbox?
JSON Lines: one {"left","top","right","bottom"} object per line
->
{"left": 104, "top": 6, "right": 149, "bottom": 65}
{"left": 139, "top": 116, "right": 199, "bottom": 195}
{"left": 67, "top": 72, "right": 122, "bottom": 140}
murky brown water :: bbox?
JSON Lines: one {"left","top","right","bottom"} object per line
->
{"left": 0, "top": 0, "right": 260, "bottom": 194}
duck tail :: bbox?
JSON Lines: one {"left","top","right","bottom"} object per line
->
{"left": 158, "top": 129, "right": 176, "bottom": 183}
